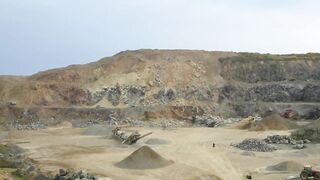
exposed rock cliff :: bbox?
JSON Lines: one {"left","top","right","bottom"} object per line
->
{"left": 1, "top": 50, "right": 320, "bottom": 123}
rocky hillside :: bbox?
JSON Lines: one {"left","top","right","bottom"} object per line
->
{"left": 1, "top": 50, "right": 320, "bottom": 124}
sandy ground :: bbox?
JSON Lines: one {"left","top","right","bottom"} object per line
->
{"left": 2, "top": 126, "right": 320, "bottom": 180}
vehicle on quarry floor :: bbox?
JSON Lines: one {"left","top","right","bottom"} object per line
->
{"left": 112, "top": 127, "right": 152, "bottom": 145}
{"left": 300, "top": 165, "right": 320, "bottom": 180}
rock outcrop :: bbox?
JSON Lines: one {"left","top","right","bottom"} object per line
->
{"left": 1, "top": 50, "right": 320, "bottom": 123}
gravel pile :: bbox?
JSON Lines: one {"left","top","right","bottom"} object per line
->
{"left": 54, "top": 169, "right": 97, "bottom": 180}
{"left": 264, "top": 135, "right": 293, "bottom": 144}
{"left": 232, "top": 138, "right": 277, "bottom": 152}
{"left": 264, "top": 135, "right": 311, "bottom": 149}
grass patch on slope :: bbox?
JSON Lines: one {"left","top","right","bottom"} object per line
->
{"left": 0, "top": 168, "right": 25, "bottom": 180}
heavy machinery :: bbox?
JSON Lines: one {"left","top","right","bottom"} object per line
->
{"left": 112, "top": 127, "right": 152, "bottom": 145}
{"left": 300, "top": 165, "right": 320, "bottom": 180}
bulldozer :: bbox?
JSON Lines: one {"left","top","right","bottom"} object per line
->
{"left": 300, "top": 165, "right": 320, "bottom": 180}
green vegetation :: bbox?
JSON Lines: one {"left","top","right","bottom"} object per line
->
{"left": 0, "top": 168, "right": 26, "bottom": 180}
{"left": 0, "top": 144, "right": 28, "bottom": 180}
{"left": 221, "top": 52, "right": 320, "bottom": 62}
{"left": 0, "top": 144, "right": 9, "bottom": 155}
{"left": 0, "top": 144, "right": 12, "bottom": 168}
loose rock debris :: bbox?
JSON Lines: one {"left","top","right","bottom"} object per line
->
{"left": 54, "top": 169, "right": 97, "bottom": 180}
{"left": 232, "top": 138, "right": 277, "bottom": 152}
{"left": 264, "top": 135, "right": 310, "bottom": 149}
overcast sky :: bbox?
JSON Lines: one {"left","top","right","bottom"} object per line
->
{"left": 1, "top": 0, "right": 320, "bottom": 75}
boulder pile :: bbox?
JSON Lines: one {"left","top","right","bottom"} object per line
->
{"left": 264, "top": 135, "right": 310, "bottom": 149}
{"left": 264, "top": 135, "right": 293, "bottom": 144}
{"left": 54, "top": 169, "right": 97, "bottom": 180}
{"left": 0, "top": 144, "right": 43, "bottom": 179}
{"left": 232, "top": 138, "right": 277, "bottom": 152}
{"left": 192, "top": 115, "right": 222, "bottom": 127}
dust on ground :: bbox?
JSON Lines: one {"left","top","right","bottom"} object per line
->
{"left": 3, "top": 126, "right": 320, "bottom": 180}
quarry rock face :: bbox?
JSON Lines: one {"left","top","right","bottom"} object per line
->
{"left": 1, "top": 50, "right": 320, "bottom": 123}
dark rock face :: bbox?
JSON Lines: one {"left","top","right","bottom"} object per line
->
{"left": 180, "top": 86, "right": 215, "bottom": 101}
{"left": 92, "top": 85, "right": 146, "bottom": 107}
{"left": 3, "top": 52, "right": 320, "bottom": 124}
{"left": 127, "top": 86, "right": 146, "bottom": 104}
{"left": 220, "top": 59, "right": 320, "bottom": 83}
{"left": 107, "top": 86, "right": 122, "bottom": 106}
{"left": 305, "top": 107, "right": 320, "bottom": 119}
{"left": 245, "top": 84, "right": 304, "bottom": 102}
{"left": 303, "top": 84, "right": 320, "bottom": 102}
{"left": 218, "top": 85, "right": 244, "bottom": 102}
{"left": 218, "top": 57, "right": 320, "bottom": 117}
{"left": 218, "top": 83, "right": 320, "bottom": 103}
{"left": 154, "top": 89, "right": 176, "bottom": 102}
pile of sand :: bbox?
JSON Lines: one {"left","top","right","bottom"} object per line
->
{"left": 116, "top": 146, "right": 173, "bottom": 169}
{"left": 265, "top": 161, "right": 303, "bottom": 172}
{"left": 235, "top": 116, "right": 255, "bottom": 130}
{"left": 250, "top": 114, "right": 299, "bottom": 131}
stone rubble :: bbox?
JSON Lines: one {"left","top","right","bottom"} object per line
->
{"left": 77, "top": 114, "right": 242, "bottom": 129}
{"left": 8, "top": 120, "right": 47, "bottom": 131}
{"left": 54, "top": 169, "right": 97, "bottom": 180}
{"left": 264, "top": 135, "right": 293, "bottom": 144}
{"left": 91, "top": 84, "right": 219, "bottom": 107}
{"left": 232, "top": 138, "right": 277, "bottom": 152}
{"left": 293, "top": 143, "right": 306, "bottom": 149}
{"left": 0, "top": 144, "right": 42, "bottom": 179}
{"left": 192, "top": 115, "right": 241, "bottom": 127}
{"left": 92, "top": 84, "right": 146, "bottom": 107}
{"left": 264, "top": 135, "right": 310, "bottom": 149}
{"left": 76, "top": 118, "right": 187, "bottom": 129}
